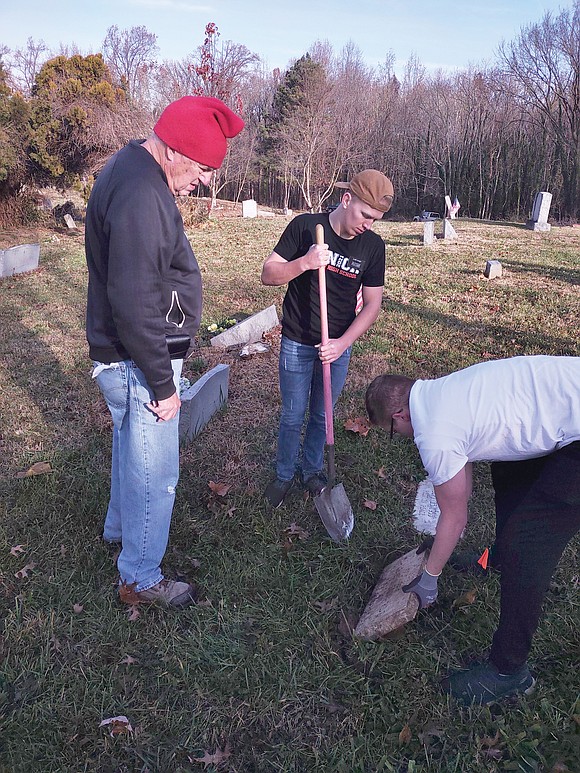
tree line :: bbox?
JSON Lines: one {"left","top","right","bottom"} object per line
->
{"left": 1, "top": 4, "right": 578, "bottom": 226}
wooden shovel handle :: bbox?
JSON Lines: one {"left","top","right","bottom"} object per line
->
{"left": 316, "top": 223, "right": 334, "bottom": 448}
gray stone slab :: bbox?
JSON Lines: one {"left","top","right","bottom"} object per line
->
{"left": 179, "top": 364, "right": 229, "bottom": 443}
{"left": 0, "top": 243, "right": 40, "bottom": 278}
{"left": 64, "top": 213, "right": 76, "bottom": 229}
{"left": 423, "top": 220, "right": 435, "bottom": 245}
{"left": 484, "top": 259, "right": 502, "bottom": 279}
{"left": 210, "top": 304, "right": 279, "bottom": 348}
{"left": 443, "top": 219, "right": 458, "bottom": 239}
{"left": 531, "top": 191, "right": 552, "bottom": 224}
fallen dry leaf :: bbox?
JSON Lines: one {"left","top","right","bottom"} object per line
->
{"left": 14, "top": 561, "right": 35, "bottom": 579}
{"left": 191, "top": 743, "right": 231, "bottom": 768}
{"left": 10, "top": 545, "right": 25, "bottom": 557}
{"left": 99, "top": 715, "right": 133, "bottom": 737}
{"left": 550, "top": 762, "right": 572, "bottom": 773}
{"left": 399, "top": 724, "right": 412, "bottom": 745}
{"left": 119, "top": 655, "right": 138, "bottom": 665}
{"left": 127, "top": 605, "right": 140, "bottom": 621}
{"left": 363, "top": 499, "right": 377, "bottom": 511}
{"left": 452, "top": 588, "right": 478, "bottom": 608}
{"left": 479, "top": 731, "right": 500, "bottom": 748}
{"left": 482, "top": 748, "right": 503, "bottom": 760}
{"left": 313, "top": 597, "right": 338, "bottom": 613}
{"left": 15, "top": 461, "right": 52, "bottom": 478}
{"left": 118, "top": 581, "right": 141, "bottom": 605}
{"left": 376, "top": 467, "right": 387, "bottom": 479}
{"left": 73, "top": 603, "right": 84, "bottom": 614}
{"left": 285, "top": 522, "right": 309, "bottom": 541}
{"left": 344, "top": 416, "right": 371, "bottom": 436}
{"left": 208, "top": 480, "right": 231, "bottom": 497}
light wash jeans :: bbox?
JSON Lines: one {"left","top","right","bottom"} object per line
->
{"left": 277, "top": 336, "right": 351, "bottom": 482}
{"left": 93, "top": 359, "right": 183, "bottom": 592}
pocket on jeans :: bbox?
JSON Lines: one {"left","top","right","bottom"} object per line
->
{"left": 95, "top": 365, "right": 128, "bottom": 411}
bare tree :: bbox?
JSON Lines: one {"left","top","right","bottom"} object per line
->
{"left": 497, "top": 3, "right": 580, "bottom": 219}
{"left": 103, "top": 25, "right": 158, "bottom": 104}
{"left": 9, "top": 37, "right": 49, "bottom": 96}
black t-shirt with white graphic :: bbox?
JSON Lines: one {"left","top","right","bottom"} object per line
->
{"left": 273, "top": 212, "right": 385, "bottom": 345}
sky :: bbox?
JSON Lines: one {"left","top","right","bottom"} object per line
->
{"left": 1, "top": 0, "right": 575, "bottom": 77}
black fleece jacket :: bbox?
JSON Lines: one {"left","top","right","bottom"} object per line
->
{"left": 85, "top": 140, "right": 202, "bottom": 400}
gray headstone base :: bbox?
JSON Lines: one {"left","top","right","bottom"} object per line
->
{"left": 179, "top": 364, "right": 229, "bottom": 443}
{"left": 423, "top": 221, "right": 435, "bottom": 246}
{"left": 526, "top": 220, "right": 551, "bottom": 232}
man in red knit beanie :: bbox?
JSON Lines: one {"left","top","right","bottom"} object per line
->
{"left": 86, "top": 96, "right": 244, "bottom": 608}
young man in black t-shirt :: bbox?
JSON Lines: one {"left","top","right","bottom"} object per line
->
{"left": 261, "top": 170, "right": 393, "bottom": 507}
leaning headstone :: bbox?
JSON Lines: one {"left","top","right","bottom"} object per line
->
{"left": 242, "top": 199, "right": 258, "bottom": 218}
{"left": 64, "top": 213, "right": 76, "bottom": 229}
{"left": 445, "top": 195, "right": 453, "bottom": 218}
{"left": 526, "top": 192, "right": 552, "bottom": 232}
{"left": 0, "top": 243, "right": 40, "bottom": 278}
{"left": 283, "top": 207, "right": 293, "bottom": 217}
{"left": 443, "top": 219, "right": 458, "bottom": 240}
{"left": 484, "top": 260, "right": 502, "bottom": 279}
{"left": 423, "top": 220, "right": 435, "bottom": 246}
{"left": 210, "top": 304, "right": 279, "bottom": 348}
{"left": 179, "top": 364, "right": 229, "bottom": 443}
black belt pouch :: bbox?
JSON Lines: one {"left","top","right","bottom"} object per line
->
{"left": 166, "top": 334, "right": 191, "bottom": 360}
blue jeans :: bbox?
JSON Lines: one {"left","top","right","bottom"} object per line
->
{"left": 93, "top": 359, "right": 182, "bottom": 592}
{"left": 277, "top": 336, "right": 351, "bottom": 482}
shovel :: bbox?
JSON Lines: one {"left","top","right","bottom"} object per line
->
{"left": 313, "top": 223, "right": 355, "bottom": 541}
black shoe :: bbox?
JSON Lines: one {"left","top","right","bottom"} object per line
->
{"left": 264, "top": 478, "right": 293, "bottom": 508}
{"left": 303, "top": 473, "right": 327, "bottom": 496}
{"left": 448, "top": 549, "right": 498, "bottom": 575}
{"left": 442, "top": 661, "right": 535, "bottom": 705}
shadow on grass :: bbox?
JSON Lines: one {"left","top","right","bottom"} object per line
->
{"left": 503, "top": 258, "right": 580, "bottom": 286}
{"left": 381, "top": 298, "right": 578, "bottom": 357}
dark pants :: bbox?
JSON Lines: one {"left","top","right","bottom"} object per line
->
{"left": 489, "top": 441, "right": 580, "bottom": 673}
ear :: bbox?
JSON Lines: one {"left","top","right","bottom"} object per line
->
{"left": 342, "top": 191, "right": 351, "bottom": 208}
{"left": 392, "top": 407, "right": 411, "bottom": 422}
{"left": 165, "top": 145, "right": 176, "bottom": 162}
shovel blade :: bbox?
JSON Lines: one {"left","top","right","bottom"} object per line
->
{"left": 314, "top": 483, "right": 354, "bottom": 542}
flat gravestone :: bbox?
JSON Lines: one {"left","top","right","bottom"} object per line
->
{"left": 210, "top": 304, "right": 279, "bottom": 348}
{"left": 443, "top": 219, "right": 458, "bottom": 240}
{"left": 423, "top": 221, "right": 435, "bottom": 246}
{"left": 0, "top": 243, "right": 40, "bottom": 278}
{"left": 242, "top": 199, "right": 258, "bottom": 218}
{"left": 179, "top": 364, "right": 229, "bottom": 443}
{"left": 354, "top": 547, "right": 428, "bottom": 639}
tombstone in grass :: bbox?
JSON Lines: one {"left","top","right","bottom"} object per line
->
{"left": 242, "top": 199, "right": 258, "bottom": 218}
{"left": 484, "top": 259, "right": 502, "bottom": 279}
{"left": 443, "top": 218, "right": 458, "bottom": 240}
{"left": 210, "top": 304, "right": 279, "bottom": 348}
{"left": 526, "top": 192, "right": 552, "bottom": 232}
{"left": 0, "top": 243, "right": 40, "bottom": 278}
{"left": 179, "top": 364, "right": 230, "bottom": 444}
{"left": 423, "top": 220, "right": 435, "bottom": 246}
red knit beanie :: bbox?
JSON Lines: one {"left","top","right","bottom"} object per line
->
{"left": 154, "top": 96, "right": 245, "bottom": 168}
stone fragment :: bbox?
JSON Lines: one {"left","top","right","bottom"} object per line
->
{"left": 210, "top": 305, "right": 279, "bottom": 348}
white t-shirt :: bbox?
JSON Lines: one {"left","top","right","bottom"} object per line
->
{"left": 409, "top": 355, "right": 580, "bottom": 486}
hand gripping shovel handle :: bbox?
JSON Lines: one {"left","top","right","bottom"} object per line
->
{"left": 316, "top": 223, "right": 336, "bottom": 486}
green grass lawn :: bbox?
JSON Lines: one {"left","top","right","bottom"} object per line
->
{"left": 0, "top": 217, "right": 578, "bottom": 772}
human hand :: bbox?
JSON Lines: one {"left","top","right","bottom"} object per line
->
{"left": 302, "top": 242, "right": 330, "bottom": 272}
{"left": 147, "top": 391, "right": 181, "bottom": 421}
{"left": 402, "top": 569, "right": 439, "bottom": 609}
{"left": 317, "top": 338, "right": 346, "bottom": 364}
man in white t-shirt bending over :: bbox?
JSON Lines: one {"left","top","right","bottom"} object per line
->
{"left": 365, "top": 355, "right": 580, "bottom": 705}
